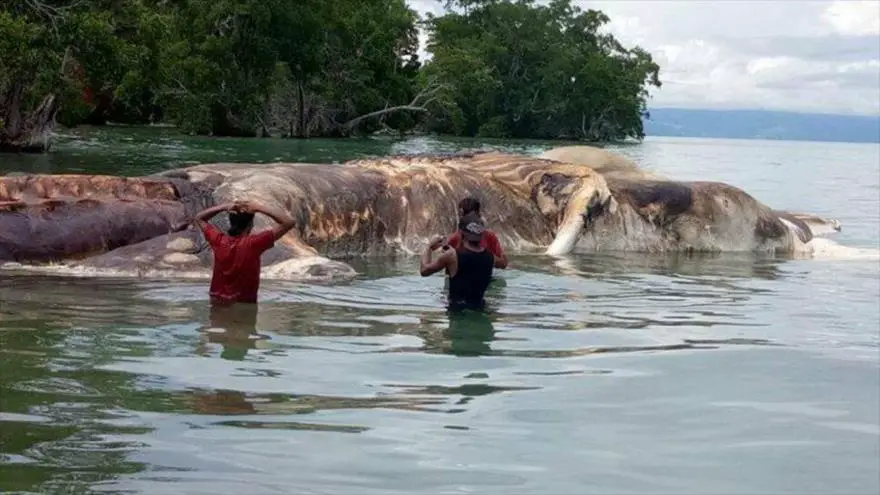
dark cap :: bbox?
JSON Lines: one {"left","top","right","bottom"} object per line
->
{"left": 458, "top": 212, "right": 486, "bottom": 242}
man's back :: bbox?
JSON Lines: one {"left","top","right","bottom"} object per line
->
{"left": 448, "top": 248, "right": 494, "bottom": 310}
{"left": 203, "top": 224, "right": 275, "bottom": 303}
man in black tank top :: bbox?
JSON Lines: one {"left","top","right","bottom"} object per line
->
{"left": 419, "top": 212, "right": 496, "bottom": 311}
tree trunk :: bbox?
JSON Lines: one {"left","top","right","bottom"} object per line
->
{"left": 0, "top": 94, "right": 59, "bottom": 154}
{"left": 208, "top": 102, "right": 257, "bottom": 138}
{"left": 296, "top": 81, "right": 306, "bottom": 138}
{"left": 341, "top": 104, "right": 430, "bottom": 134}
{"left": 339, "top": 82, "right": 446, "bottom": 136}
{"left": 82, "top": 87, "right": 116, "bottom": 126}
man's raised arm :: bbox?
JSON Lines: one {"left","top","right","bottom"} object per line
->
{"left": 420, "top": 236, "right": 450, "bottom": 276}
{"left": 193, "top": 202, "right": 236, "bottom": 232}
{"left": 246, "top": 201, "right": 296, "bottom": 240}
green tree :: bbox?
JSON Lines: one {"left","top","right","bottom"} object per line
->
{"left": 157, "top": 0, "right": 424, "bottom": 138}
{"left": 0, "top": 0, "right": 171, "bottom": 151}
{"left": 264, "top": 0, "right": 425, "bottom": 138}
{"left": 0, "top": 0, "right": 663, "bottom": 153}
{"left": 421, "top": 0, "right": 662, "bottom": 141}
{"left": 157, "top": 0, "right": 286, "bottom": 136}
{"left": 79, "top": 0, "right": 173, "bottom": 126}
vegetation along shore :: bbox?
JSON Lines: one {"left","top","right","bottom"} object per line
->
{"left": 0, "top": 0, "right": 662, "bottom": 153}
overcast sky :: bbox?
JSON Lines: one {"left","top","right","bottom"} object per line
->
{"left": 407, "top": 0, "right": 880, "bottom": 116}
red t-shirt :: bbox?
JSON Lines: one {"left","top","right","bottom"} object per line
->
{"left": 446, "top": 229, "right": 504, "bottom": 257}
{"left": 202, "top": 224, "right": 276, "bottom": 304}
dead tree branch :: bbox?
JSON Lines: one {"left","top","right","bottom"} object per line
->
{"left": 341, "top": 82, "right": 448, "bottom": 132}
{"left": 23, "top": 0, "right": 82, "bottom": 34}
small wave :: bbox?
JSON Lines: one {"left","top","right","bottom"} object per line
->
{"left": 0, "top": 256, "right": 357, "bottom": 283}
{"left": 2, "top": 237, "right": 875, "bottom": 285}
{"left": 0, "top": 262, "right": 210, "bottom": 280}
{"left": 804, "top": 238, "right": 880, "bottom": 261}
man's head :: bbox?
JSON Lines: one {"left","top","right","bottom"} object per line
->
{"left": 458, "top": 212, "right": 485, "bottom": 244}
{"left": 227, "top": 211, "right": 255, "bottom": 237}
{"left": 458, "top": 197, "right": 481, "bottom": 217}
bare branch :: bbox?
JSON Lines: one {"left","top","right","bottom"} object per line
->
{"left": 585, "top": 107, "right": 613, "bottom": 141}
{"left": 342, "top": 105, "right": 431, "bottom": 130}
{"left": 173, "top": 78, "right": 190, "bottom": 95}
{"left": 409, "top": 82, "right": 449, "bottom": 107}
{"left": 341, "top": 82, "right": 449, "bottom": 132}
{"left": 59, "top": 46, "right": 72, "bottom": 76}
{"left": 23, "top": 0, "right": 81, "bottom": 34}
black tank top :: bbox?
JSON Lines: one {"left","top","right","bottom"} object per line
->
{"left": 447, "top": 247, "right": 494, "bottom": 310}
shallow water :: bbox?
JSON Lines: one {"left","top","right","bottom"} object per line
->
{"left": 1, "top": 130, "right": 879, "bottom": 494}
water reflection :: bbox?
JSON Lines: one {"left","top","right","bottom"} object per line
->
{"left": 0, "top": 317, "right": 158, "bottom": 492}
{"left": 0, "top": 275, "right": 199, "bottom": 330}
{"left": 198, "top": 303, "right": 267, "bottom": 361}
{"left": 1, "top": 128, "right": 579, "bottom": 177}
{"left": 523, "top": 251, "right": 789, "bottom": 282}
{"left": 182, "top": 387, "right": 449, "bottom": 418}
{"left": 1, "top": 249, "right": 878, "bottom": 494}
{"left": 422, "top": 309, "right": 498, "bottom": 357}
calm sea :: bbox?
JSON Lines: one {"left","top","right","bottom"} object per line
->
{"left": 1, "top": 127, "right": 878, "bottom": 494}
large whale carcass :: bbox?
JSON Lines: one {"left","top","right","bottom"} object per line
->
{"left": 345, "top": 147, "right": 844, "bottom": 256}
{"left": 534, "top": 145, "right": 843, "bottom": 254}
{"left": 0, "top": 147, "right": 845, "bottom": 281}
{"left": 0, "top": 152, "right": 614, "bottom": 281}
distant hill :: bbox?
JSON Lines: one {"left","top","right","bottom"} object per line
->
{"left": 643, "top": 108, "right": 880, "bottom": 144}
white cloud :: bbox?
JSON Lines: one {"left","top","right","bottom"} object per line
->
{"left": 407, "top": 0, "right": 880, "bottom": 116}
{"left": 824, "top": 0, "right": 880, "bottom": 36}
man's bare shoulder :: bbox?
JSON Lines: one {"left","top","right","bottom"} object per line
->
{"left": 439, "top": 246, "right": 457, "bottom": 259}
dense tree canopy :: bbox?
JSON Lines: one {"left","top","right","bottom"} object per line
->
{"left": 422, "top": 0, "right": 661, "bottom": 140}
{"left": 0, "top": 0, "right": 662, "bottom": 152}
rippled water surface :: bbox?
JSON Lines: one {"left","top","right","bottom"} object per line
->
{"left": 1, "top": 130, "right": 879, "bottom": 494}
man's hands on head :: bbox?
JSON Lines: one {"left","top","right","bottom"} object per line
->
{"left": 229, "top": 200, "right": 254, "bottom": 213}
{"left": 429, "top": 235, "right": 446, "bottom": 251}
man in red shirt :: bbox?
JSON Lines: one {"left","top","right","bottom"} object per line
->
{"left": 444, "top": 197, "right": 509, "bottom": 269}
{"left": 193, "top": 200, "right": 296, "bottom": 305}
